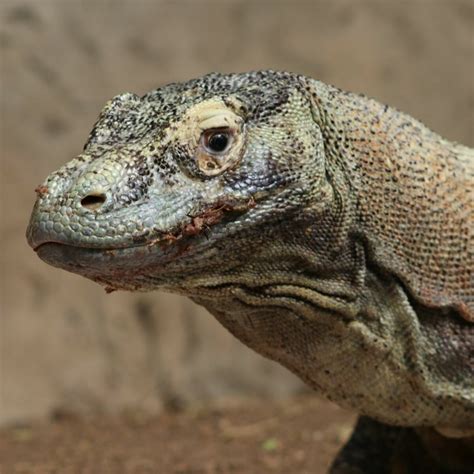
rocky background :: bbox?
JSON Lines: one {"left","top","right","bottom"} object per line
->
{"left": 1, "top": 0, "right": 473, "bottom": 426}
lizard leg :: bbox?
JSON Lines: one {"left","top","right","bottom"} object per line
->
{"left": 329, "top": 416, "right": 473, "bottom": 474}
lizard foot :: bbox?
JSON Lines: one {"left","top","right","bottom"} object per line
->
{"left": 329, "top": 416, "right": 473, "bottom": 474}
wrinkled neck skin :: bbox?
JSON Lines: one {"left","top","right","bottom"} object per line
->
{"left": 166, "top": 83, "right": 473, "bottom": 434}
{"left": 167, "top": 158, "right": 473, "bottom": 436}
{"left": 187, "top": 216, "right": 474, "bottom": 437}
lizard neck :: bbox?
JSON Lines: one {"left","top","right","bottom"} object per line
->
{"left": 187, "top": 236, "right": 474, "bottom": 433}
{"left": 313, "top": 81, "right": 473, "bottom": 320}
{"left": 174, "top": 205, "right": 368, "bottom": 322}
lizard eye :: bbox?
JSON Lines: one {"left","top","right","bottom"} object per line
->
{"left": 195, "top": 126, "right": 241, "bottom": 177}
{"left": 201, "top": 129, "right": 233, "bottom": 154}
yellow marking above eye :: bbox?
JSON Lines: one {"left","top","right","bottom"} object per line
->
{"left": 159, "top": 97, "right": 246, "bottom": 177}
{"left": 162, "top": 97, "right": 244, "bottom": 147}
{"left": 198, "top": 111, "right": 241, "bottom": 131}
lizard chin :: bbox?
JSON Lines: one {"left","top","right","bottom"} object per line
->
{"left": 35, "top": 241, "right": 178, "bottom": 287}
{"left": 33, "top": 230, "right": 231, "bottom": 293}
{"left": 37, "top": 241, "right": 132, "bottom": 269}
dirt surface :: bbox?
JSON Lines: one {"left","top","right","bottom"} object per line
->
{"left": 0, "top": 397, "right": 355, "bottom": 474}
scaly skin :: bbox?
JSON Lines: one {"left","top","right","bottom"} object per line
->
{"left": 27, "top": 71, "right": 473, "bottom": 473}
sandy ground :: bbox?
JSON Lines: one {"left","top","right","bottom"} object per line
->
{"left": 0, "top": 397, "right": 355, "bottom": 474}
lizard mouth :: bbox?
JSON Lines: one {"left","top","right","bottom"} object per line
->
{"left": 28, "top": 195, "right": 263, "bottom": 291}
{"left": 36, "top": 241, "right": 140, "bottom": 269}
{"left": 33, "top": 240, "right": 190, "bottom": 292}
{"left": 29, "top": 196, "right": 259, "bottom": 271}
{"left": 35, "top": 239, "right": 183, "bottom": 270}
{"left": 29, "top": 197, "right": 258, "bottom": 253}
{"left": 34, "top": 242, "right": 170, "bottom": 291}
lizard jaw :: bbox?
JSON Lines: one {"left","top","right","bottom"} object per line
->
{"left": 34, "top": 240, "right": 184, "bottom": 290}
{"left": 28, "top": 195, "right": 260, "bottom": 286}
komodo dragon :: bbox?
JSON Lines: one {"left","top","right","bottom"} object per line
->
{"left": 27, "top": 71, "right": 473, "bottom": 473}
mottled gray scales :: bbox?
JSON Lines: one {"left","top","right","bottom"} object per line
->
{"left": 27, "top": 71, "right": 474, "bottom": 473}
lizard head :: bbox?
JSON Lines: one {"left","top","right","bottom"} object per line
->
{"left": 27, "top": 71, "right": 328, "bottom": 292}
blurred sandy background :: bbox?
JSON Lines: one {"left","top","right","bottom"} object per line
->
{"left": 1, "top": 0, "right": 473, "bottom": 427}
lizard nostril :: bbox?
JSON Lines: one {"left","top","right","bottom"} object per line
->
{"left": 80, "top": 193, "right": 107, "bottom": 210}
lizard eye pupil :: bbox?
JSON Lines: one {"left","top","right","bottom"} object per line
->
{"left": 205, "top": 131, "right": 230, "bottom": 153}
